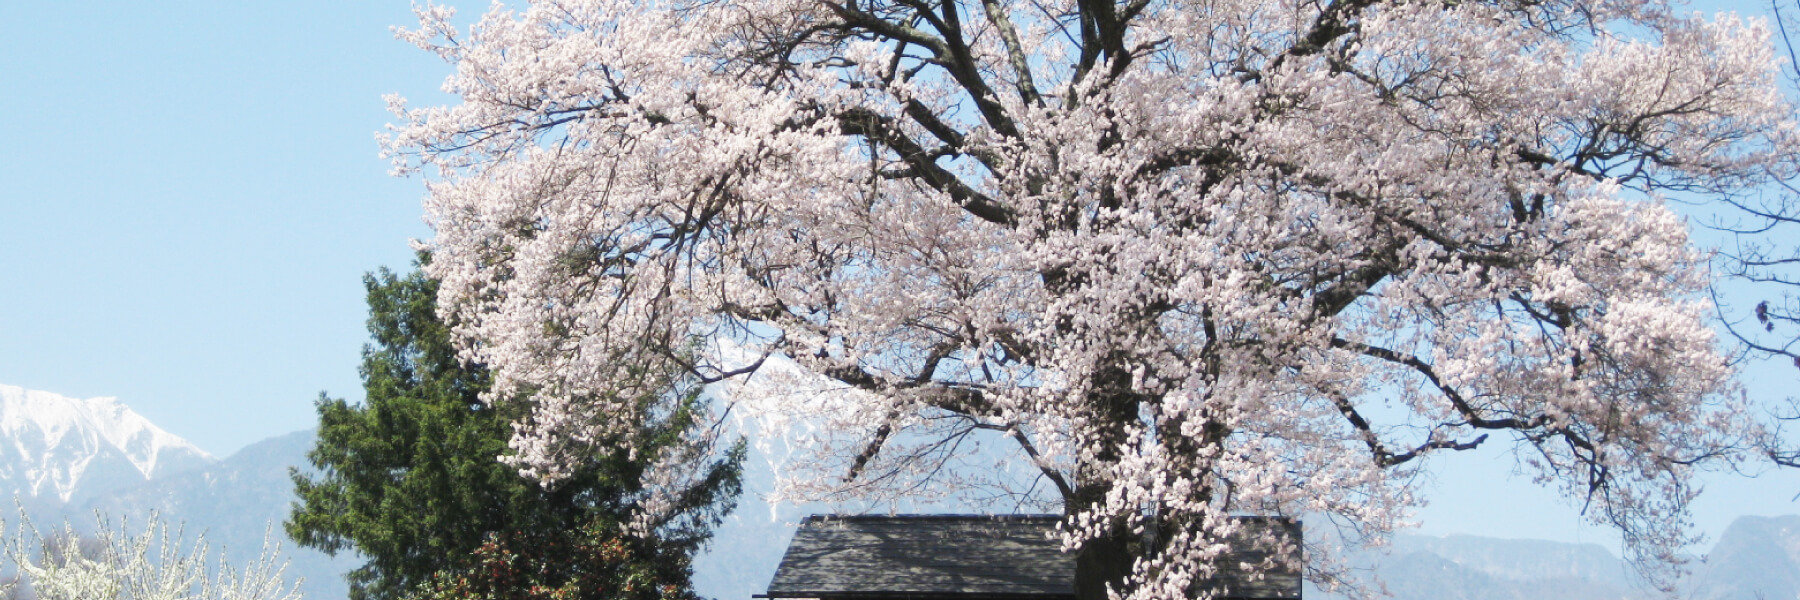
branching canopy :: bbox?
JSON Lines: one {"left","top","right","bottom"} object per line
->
{"left": 383, "top": 0, "right": 1798, "bottom": 597}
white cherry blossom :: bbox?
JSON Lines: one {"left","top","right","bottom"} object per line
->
{"left": 383, "top": 0, "right": 1797, "bottom": 597}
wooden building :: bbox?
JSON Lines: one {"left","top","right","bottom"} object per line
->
{"left": 756, "top": 515, "right": 1301, "bottom": 600}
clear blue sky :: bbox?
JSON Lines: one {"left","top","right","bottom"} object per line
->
{"left": 1, "top": 2, "right": 442, "bottom": 456}
{"left": 1, "top": 0, "right": 1795, "bottom": 555}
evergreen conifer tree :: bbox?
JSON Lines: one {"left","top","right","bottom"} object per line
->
{"left": 287, "top": 262, "right": 743, "bottom": 600}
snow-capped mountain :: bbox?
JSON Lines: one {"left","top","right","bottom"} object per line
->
{"left": 0, "top": 385, "right": 351, "bottom": 597}
{"left": 0, "top": 384, "right": 215, "bottom": 505}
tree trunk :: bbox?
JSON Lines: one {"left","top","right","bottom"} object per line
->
{"left": 1069, "top": 450, "right": 1135, "bottom": 600}
{"left": 1066, "top": 366, "right": 1146, "bottom": 600}
{"left": 1073, "top": 515, "right": 1136, "bottom": 600}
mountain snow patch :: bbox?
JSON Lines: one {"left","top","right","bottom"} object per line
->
{"left": 0, "top": 384, "right": 214, "bottom": 503}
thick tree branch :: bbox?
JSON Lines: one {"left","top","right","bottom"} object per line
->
{"left": 980, "top": 0, "right": 1043, "bottom": 106}
{"left": 837, "top": 107, "right": 1018, "bottom": 226}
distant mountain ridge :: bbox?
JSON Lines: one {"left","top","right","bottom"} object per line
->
{"left": 1302, "top": 519, "right": 1800, "bottom": 600}
{"left": 4, "top": 383, "right": 1800, "bottom": 600}
{"left": 0, "top": 384, "right": 214, "bottom": 505}
{"left": 1310, "top": 534, "right": 1644, "bottom": 600}
{"left": 82, "top": 429, "right": 361, "bottom": 600}
{"left": 1685, "top": 515, "right": 1800, "bottom": 600}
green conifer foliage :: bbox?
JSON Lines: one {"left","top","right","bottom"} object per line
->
{"left": 287, "top": 264, "right": 743, "bottom": 600}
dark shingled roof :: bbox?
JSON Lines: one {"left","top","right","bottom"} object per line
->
{"left": 757, "top": 515, "right": 1301, "bottom": 600}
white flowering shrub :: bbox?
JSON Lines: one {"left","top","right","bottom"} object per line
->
{"left": 1, "top": 512, "right": 302, "bottom": 600}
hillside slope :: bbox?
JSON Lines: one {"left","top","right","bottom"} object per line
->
{"left": 82, "top": 429, "right": 358, "bottom": 600}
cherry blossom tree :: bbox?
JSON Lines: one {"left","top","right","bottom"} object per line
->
{"left": 382, "top": 0, "right": 1798, "bottom": 597}
{"left": 1707, "top": 0, "right": 1800, "bottom": 469}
